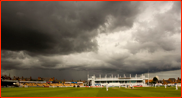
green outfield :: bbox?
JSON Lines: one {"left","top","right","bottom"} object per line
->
{"left": 1, "top": 87, "right": 181, "bottom": 97}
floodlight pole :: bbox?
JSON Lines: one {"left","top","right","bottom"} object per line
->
{"left": 105, "top": 74, "right": 107, "bottom": 84}
{"left": 112, "top": 74, "right": 113, "bottom": 83}
{"left": 118, "top": 74, "right": 119, "bottom": 83}
{"left": 148, "top": 70, "right": 149, "bottom": 86}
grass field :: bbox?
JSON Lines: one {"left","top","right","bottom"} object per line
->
{"left": 1, "top": 87, "right": 181, "bottom": 97}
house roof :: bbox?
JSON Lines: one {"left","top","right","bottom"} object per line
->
{"left": 169, "top": 78, "right": 176, "bottom": 80}
{"left": 145, "top": 80, "right": 153, "bottom": 82}
{"left": 169, "top": 78, "right": 176, "bottom": 82}
{"left": 164, "top": 80, "right": 170, "bottom": 83}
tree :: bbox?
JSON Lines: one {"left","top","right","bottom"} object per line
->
{"left": 152, "top": 77, "right": 158, "bottom": 84}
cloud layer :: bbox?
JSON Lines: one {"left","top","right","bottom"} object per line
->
{"left": 1, "top": 1, "right": 181, "bottom": 80}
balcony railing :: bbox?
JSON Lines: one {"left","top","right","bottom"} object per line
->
{"left": 88, "top": 77, "right": 148, "bottom": 80}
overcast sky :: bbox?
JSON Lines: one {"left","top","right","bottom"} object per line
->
{"left": 1, "top": 1, "right": 181, "bottom": 80}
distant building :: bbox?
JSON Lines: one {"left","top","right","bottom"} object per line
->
{"left": 20, "top": 76, "right": 32, "bottom": 81}
{"left": 49, "top": 77, "right": 54, "bottom": 81}
{"left": 162, "top": 77, "right": 181, "bottom": 84}
{"left": 38, "top": 77, "right": 43, "bottom": 81}
{"left": 168, "top": 78, "right": 176, "bottom": 83}
{"left": 145, "top": 79, "right": 153, "bottom": 83}
{"left": 163, "top": 79, "right": 170, "bottom": 84}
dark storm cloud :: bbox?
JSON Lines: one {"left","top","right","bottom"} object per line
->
{"left": 38, "top": 57, "right": 62, "bottom": 67}
{"left": 1, "top": 50, "right": 63, "bottom": 69}
{"left": 1, "top": 59, "right": 22, "bottom": 70}
{"left": 2, "top": 50, "right": 26, "bottom": 59}
{"left": 1, "top": 50, "right": 31, "bottom": 70}
{"left": 2, "top": 1, "right": 140, "bottom": 55}
{"left": 102, "top": 54, "right": 180, "bottom": 75}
